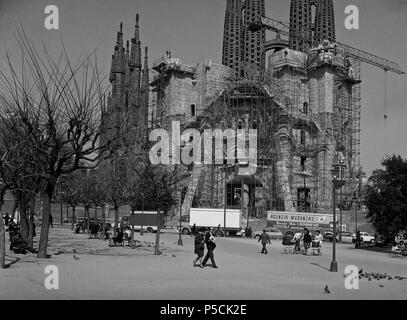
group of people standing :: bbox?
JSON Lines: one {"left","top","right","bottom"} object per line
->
{"left": 193, "top": 230, "right": 218, "bottom": 269}
{"left": 289, "top": 228, "right": 323, "bottom": 255}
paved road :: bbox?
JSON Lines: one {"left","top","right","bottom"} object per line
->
{"left": 1, "top": 227, "right": 406, "bottom": 300}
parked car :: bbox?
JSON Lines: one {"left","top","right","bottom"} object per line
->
{"left": 322, "top": 231, "right": 339, "bottom": 242}
{"left": 253, "top": 228, "right": 283, "bottom": 240}
{"left": 352, "top": 232, "right": 375, "bottom": 243}
{"left": 375, "top": 234, "right": 390, "bottom": 247}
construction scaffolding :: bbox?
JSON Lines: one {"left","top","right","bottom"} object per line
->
{"left": 148, "top": 44, "right": 366, "bottom": 220}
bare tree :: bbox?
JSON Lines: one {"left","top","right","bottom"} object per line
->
{"left": 133, "top": 162, "right": 187, "bottom": 255}
{"left": 0, "top": 113, "right": 43, "bottom": 267}
{"left": 0, "top": 28, "right": 112, "bottom": 258}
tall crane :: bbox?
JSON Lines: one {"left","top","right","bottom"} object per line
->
{"left": 249, "top": 16, "right": 405, "bottom": 75}
{"left": 249, "top": 15, "right": 404, "bottom": 127}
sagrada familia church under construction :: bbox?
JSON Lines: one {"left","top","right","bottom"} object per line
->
{"left": 101, "top": 0, "right": 391, "bottom": 221}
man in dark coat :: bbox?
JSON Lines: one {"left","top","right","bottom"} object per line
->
{"left": 193, "top": 232, "right": 205, "bottom": 268}
{"left": 355, "top": 230, "right": 362, "bottom": 249}
{"left": 303, "top": 229, "right": 312, "bottom": 255}
{"left": 258, "top": 230, "right": 271, "bottom": 254}
{"left": 202, "top": 231, "right": 218, "bottom": 268}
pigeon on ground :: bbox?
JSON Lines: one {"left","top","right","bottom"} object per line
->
{"left": 172, "top": 254, "right": 176, "bottom": 258}
{"left": 324, "top": 285, "right": 330, "bottom": 294}
{"left": 73, "top": 255, "right": 80, "bottom": 261}
{"left": 379, "top": 283, "right": 384, "bottom": 288}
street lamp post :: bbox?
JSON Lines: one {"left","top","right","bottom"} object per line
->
{"left": 140, "top": 196, "right": 144, "bottom": 236}
{"left": 339, "top": 187, "right": 343, "bottom": 242}
{"left": 59, "top": 178, "right": 63, "bottom": 226}
{"left": 178, "top": 190, "right": 183, "bottom": 246}
{"left": 223, "top": 164, "right": 227, "bottom": 233}
{"left": 330, "top": 158, "right": 346, "bottom": 272}
{"left": 176, "top": 162, "right": 183, "bottom": 246}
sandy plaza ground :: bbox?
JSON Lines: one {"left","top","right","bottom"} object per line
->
{"left": 1, "top": 226, "right": 406, "bottom": 300}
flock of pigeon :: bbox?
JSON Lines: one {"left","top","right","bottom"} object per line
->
{"left": 323, "top": 268, "right": 406, "bottom": 294}
{"left": 356, "top": 268, "right": 406, "bottom": 282}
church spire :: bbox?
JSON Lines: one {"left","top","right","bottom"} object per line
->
{"left": 129, "top": 14, "right": 141, "bottom": 69}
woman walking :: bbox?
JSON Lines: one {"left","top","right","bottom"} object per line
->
{"left": 193, "top": 231, "right": 205, "bottom": 268}
{"left": 303, "top": 229, "right": 312, "bottom": 255}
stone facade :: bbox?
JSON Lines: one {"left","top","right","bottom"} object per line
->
{"left": 148, "top": 39, "right": 360, "bottom": 218}
{"left": 102, "top": 4, "right": 360, "bottom": 221}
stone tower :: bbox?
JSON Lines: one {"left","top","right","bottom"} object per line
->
{"left": 222, "top": 0, "right": 244, "bottom": 78}
{"left": 243, "top": 0, "right": 266, "bottom": 78}
{"left": 289, "top": 0, "right": 313, "bottom": 52}
{"left": 314, "top": 0, "right": 336, "bottom": 45}
{"left": 102, "top": 15, "right": 149, "bottom": 159}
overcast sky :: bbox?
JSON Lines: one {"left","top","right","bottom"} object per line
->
{"left": 0, "top": 0, "right": 406, "bottom": 175}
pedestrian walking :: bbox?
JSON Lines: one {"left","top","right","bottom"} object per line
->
{"left": 215, "top": 224, "right": 224, "bottom": 237}
{"left": 355, "top": 230, "right": 362, "bottom": 249}
{"left": 49, "top": 214, "right": 53, "bottom": 228}
{"left": 191, "top": 224, "right": 197, "bottom": 237}
{"left": 193, "top": 231, "right": 205, "bottom": 268}
{"left": 258, "top": 230, "right": 271, "bottom": 254}
{"left": 202, "top": 231, "right": 218, "bottom": 268}
{"left": 314, "top": 230, "right": 323, "bottom": 255}
{"left": 303, "top": 229, "right": 312, "bottom": 255}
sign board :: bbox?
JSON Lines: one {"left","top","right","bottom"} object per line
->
{"left": 267, "top": 211, "right": 340, "bottom": 232}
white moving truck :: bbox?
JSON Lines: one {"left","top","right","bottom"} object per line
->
{"left": 179, "top": 208, "right": 244, "bottom": 236}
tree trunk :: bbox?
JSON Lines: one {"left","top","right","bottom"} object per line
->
{"left": 27, "top": 212, "right": 35, "bottom": 248}
{"left": 37, "top": 179, "right": 56, "bottom": 259}
{"left": 19, "top": 195, "right": 30, "bottom": 242}
{"left": 85, "top": 206, "right": 90, "bottom": 234}
{"left": 154, "top": 208, "right": 161, "bottom": 255}
{"left": 131, "top": 208, "right": 135, "bottom": 249}
{"left": 71, "top": 206, "right": 76, "bottom": 231}
{"left": 114, "top": 205, "right": 119, "bottom": 237}
{"left": 101, "top": 204, "right": 106, "bottom": 238}
{"left": 0, "top": 192, "right": 6, "bottom": 269}
{"left": 37, "top": 191, "right": 51, "bottom": 258}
